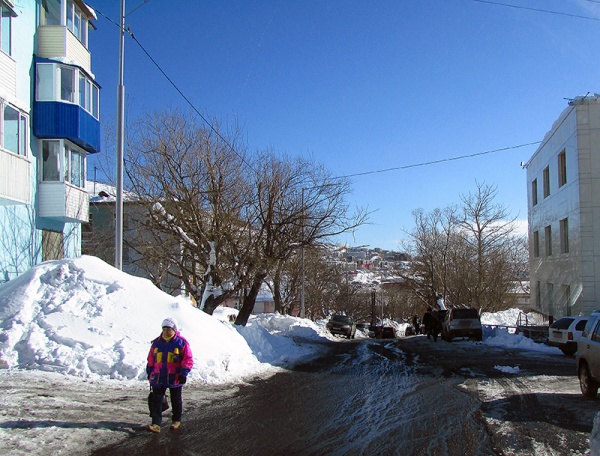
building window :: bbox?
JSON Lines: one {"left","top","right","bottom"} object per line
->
{"left": 2, "top": 103, "right": 28, "bottom": 156}
{"left": 66, "top": 0, "right": 88, "bottom": 46}
{"left": 531, "top": 179, "right": 538, "bottom": 206}
{"left": 41, "top": 139, "right": 86, "bottom": 188}
{"left": 60, "top": 66, "right": 75, "bottom": 102}
{"left": 41, "top": 0, "right": 61, "bottom": 26}
{"left": 560, "top": 218, "right": 569, "bottom": 254}
{"left": 533, "top": 230, "right": 540, "bottom": 257}
{"left": 42, "top": 140, "right": 60, "bottom": 181}
{"left": 543, "top": 166, "right": 550, "bottom": 198}
{"left": 558, "top": 150, "right": 567, "bottom": 187}
{"left": 1, "top": 4, "right": 12, "bottom": 56}
{"left": 536, "top": 281, "right": 541, "bottom": 308}
{"left": 36, "top": 62, "right": 100, "bottom": 119}
{"left": 545, "top": 225, "right": 552, "bottom": 256}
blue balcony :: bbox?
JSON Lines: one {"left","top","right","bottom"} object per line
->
{"left": 33, "top": 101, "right": 100, "bottom": 154}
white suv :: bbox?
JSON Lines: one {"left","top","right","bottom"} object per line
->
{"left": 547, "top": 316, "right": 590, "bottom": 356}
{"left": 441, "top": 308, "right": 482, "bottom": 342}
{"left": 576, "top": 314, "right": 600, "bottom": 397}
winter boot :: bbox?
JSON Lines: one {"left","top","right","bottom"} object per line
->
{"left": 148, "top": 424, "right": 161, "bottom": 433}
{"left": 170, "top": 421, "right": 181, "bottom": 430}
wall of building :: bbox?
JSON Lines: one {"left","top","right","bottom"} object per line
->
{"left": 527, "top": 98, "right": 600, "bottom": 317}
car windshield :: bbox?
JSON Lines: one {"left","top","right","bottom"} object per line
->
{"left": 453, "top": 309, "right": 479, "bottom": 319}
{"left": 550, "top": 317, "right": 574, "bottom": 329}
{"left": 331, "top": 315, "right": 351, "bottom": 324}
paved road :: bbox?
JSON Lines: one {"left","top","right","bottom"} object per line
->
{"left": 93, "top": 336, "right": 598, "bottom": 455}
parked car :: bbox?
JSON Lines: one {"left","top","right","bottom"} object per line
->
{"left": 380, "top": 326, "right": 396, "bottom": 339}
{"left": 368, "top": 325, "right": 396, "bottom": 339}
{"left": 441, "top": 308, "right": 482, "bottom": 342}
{"left": 547, "top": 316, "right": 590, "bottom": 356}
{"left": 576, "top": 315, "right": 600, "bottom": 397}
{"left": 326, "top": 314, "right": 356, "bottom": 339}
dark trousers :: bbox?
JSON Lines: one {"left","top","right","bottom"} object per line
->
{"left": 150, "top": 386, "right": 183, "bottom": 425}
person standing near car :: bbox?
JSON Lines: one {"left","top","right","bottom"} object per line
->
{"left": 146, "top": 317, "right": 193, "bottom": 433}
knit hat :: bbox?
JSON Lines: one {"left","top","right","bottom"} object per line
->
{"left": 161, "top": 317, "right": 178, "bottom": 332}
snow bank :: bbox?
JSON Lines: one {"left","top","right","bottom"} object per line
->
{"left": 0, "top": 257, "right": 269, "bottom": 383}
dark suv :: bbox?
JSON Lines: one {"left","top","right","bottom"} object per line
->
{"left": 441, "top": 308, "right": 482, "bottom": 342}
{"left": 326, "top": 314, "right": 356, "bottom": 339}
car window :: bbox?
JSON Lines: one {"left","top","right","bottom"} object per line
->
{"left": 575, "top": 319, "right": 588, "bottom": 331}
{"left": 584, "top": 316, "right": 599, "bottom": 338}
{"left": 332, "top": 315, "right": 352, "bottom": 324}
{"left": 550, "top": 317, "right": 574, "bottom": 329}
{"left": 453, "top": 309, "right": 479, "bottom": 319}
{"left": 593, "top": 322, "right": 600, "bottom": 343}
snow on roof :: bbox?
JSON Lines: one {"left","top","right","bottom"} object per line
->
{"left": 86, "top": 181, "right": 138, "bottom": 203}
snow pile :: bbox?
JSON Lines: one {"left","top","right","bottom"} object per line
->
{"left": 481, "top": 308, "right": 524, "bottom": 326}
{"left": 494, "top": 365, "right": 520, "bottom": 374}
{"left": 0, "top": 256, "right": 326, "bottom": 384}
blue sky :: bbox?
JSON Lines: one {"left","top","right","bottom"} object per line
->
{"left": 86, "top": 0, "right": 600, "bottom": 251}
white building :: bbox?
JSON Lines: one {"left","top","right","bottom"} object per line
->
{"left": 526, "top": 96, "right": 600, "bottom": 317}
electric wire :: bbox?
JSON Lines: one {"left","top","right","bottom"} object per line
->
{"left": 94, "top": 8, "right": 259, "bottom": 175}
{"left": 335, "top": 141, "right": 540, "bottom": 180}
{"left": 93, "top": 7, "right": 540, "bottom": 184}
{"left": 473, "top": 0, "right": 600, "bottom": 22}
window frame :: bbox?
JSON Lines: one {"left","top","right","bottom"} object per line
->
{"left": 531, "top": 178, "right": 538, "bottom": 206}
{"left": 66, "top": 0, "right": 88, "bottom": 47}
{"left": 36, "top": 62, "right": 100, "bottom": 120}
{"left": 533, "top": 230, "right": 540, "bottom": 257}
{"left": 40, "top": 139, "right": 86, "bottom": 189}
{"left": 0, "top": 102, "right": 28, "bottom": 157}
{"left": 558, "top": 150, "right": 567, "bottom": 188}
{"left": 543, "top": 166, "right": 550, "bottom": 198}
{"left": 545, "top": 225, "right": 552, "bottom": 256}
{"left": 560, "top": 217, "right": 569, "bottom": 254}
{"left": 0, "top": 3, "right": 12, "bottom": 56}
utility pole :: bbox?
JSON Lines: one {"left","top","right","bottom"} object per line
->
{"left": 115, "top": 0, "right": 125, "bottom": 270}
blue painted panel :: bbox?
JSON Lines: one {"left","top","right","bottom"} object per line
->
{"left": 33, "top": 101, "right": 101, "bottom": 154}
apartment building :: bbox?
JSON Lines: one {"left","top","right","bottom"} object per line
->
{"left": 0, "top": 0, "right": 100, "bottom": 282}
{"left": 526, "top": 95, "right": 600, "bottom": 318}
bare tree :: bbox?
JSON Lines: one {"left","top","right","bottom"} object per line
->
{"left": 124, "top": 110, "right": 250, "bottom": 314}
{"left": 401, "top": 181, "right": 527, "bottom": 313}
{"left": 455, "top": 181, "right": 519, "bottom": 311}
{"left": 234, "top": 151, "right": 369, "bottom": 325}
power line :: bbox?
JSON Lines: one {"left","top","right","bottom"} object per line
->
{"left": 336, "top": 141, "right": 540, "bottom": 179}
{"left": 93, "top": 7, "right": 259, "bottom": 175}
{"left": 473, "top": 0, "right": 600, "bottom": 22}
{"left": 93, "top": 8, "right": 540, "bottom": 185}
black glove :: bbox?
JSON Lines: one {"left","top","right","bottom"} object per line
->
{"left": 179, "top": 375, "right": 187, "bottom": 385}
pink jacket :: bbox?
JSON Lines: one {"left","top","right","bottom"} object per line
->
{"left": 146, "top": 331, "right": 193, "bottom": 387}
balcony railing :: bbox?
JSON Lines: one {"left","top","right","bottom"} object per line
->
{"left": 37, "top": 25, "right": 92, "bottom": 75}
{"left": 0, "top": 150, "right": 30, "bottom": 205}
{"left": 38, "top": 181, "right": 89, "bottom": 222}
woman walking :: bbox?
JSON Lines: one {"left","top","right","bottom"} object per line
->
{"left": 146, "top": 317, "right": 193, "bottom": 433}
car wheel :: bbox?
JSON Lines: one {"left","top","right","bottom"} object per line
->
{"left": 560, "top": 347, "right": 576, "bottom": 357}
{"left": 579, "top": 362, "right": 599, "bottom": 398}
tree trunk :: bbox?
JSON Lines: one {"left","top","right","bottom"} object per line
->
{"left": 235, "top": 273, "right": 267, "bottom": 326}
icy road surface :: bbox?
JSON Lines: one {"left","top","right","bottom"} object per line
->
{"left": 94, "top": 336, "right": 594, "bottom": 455}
